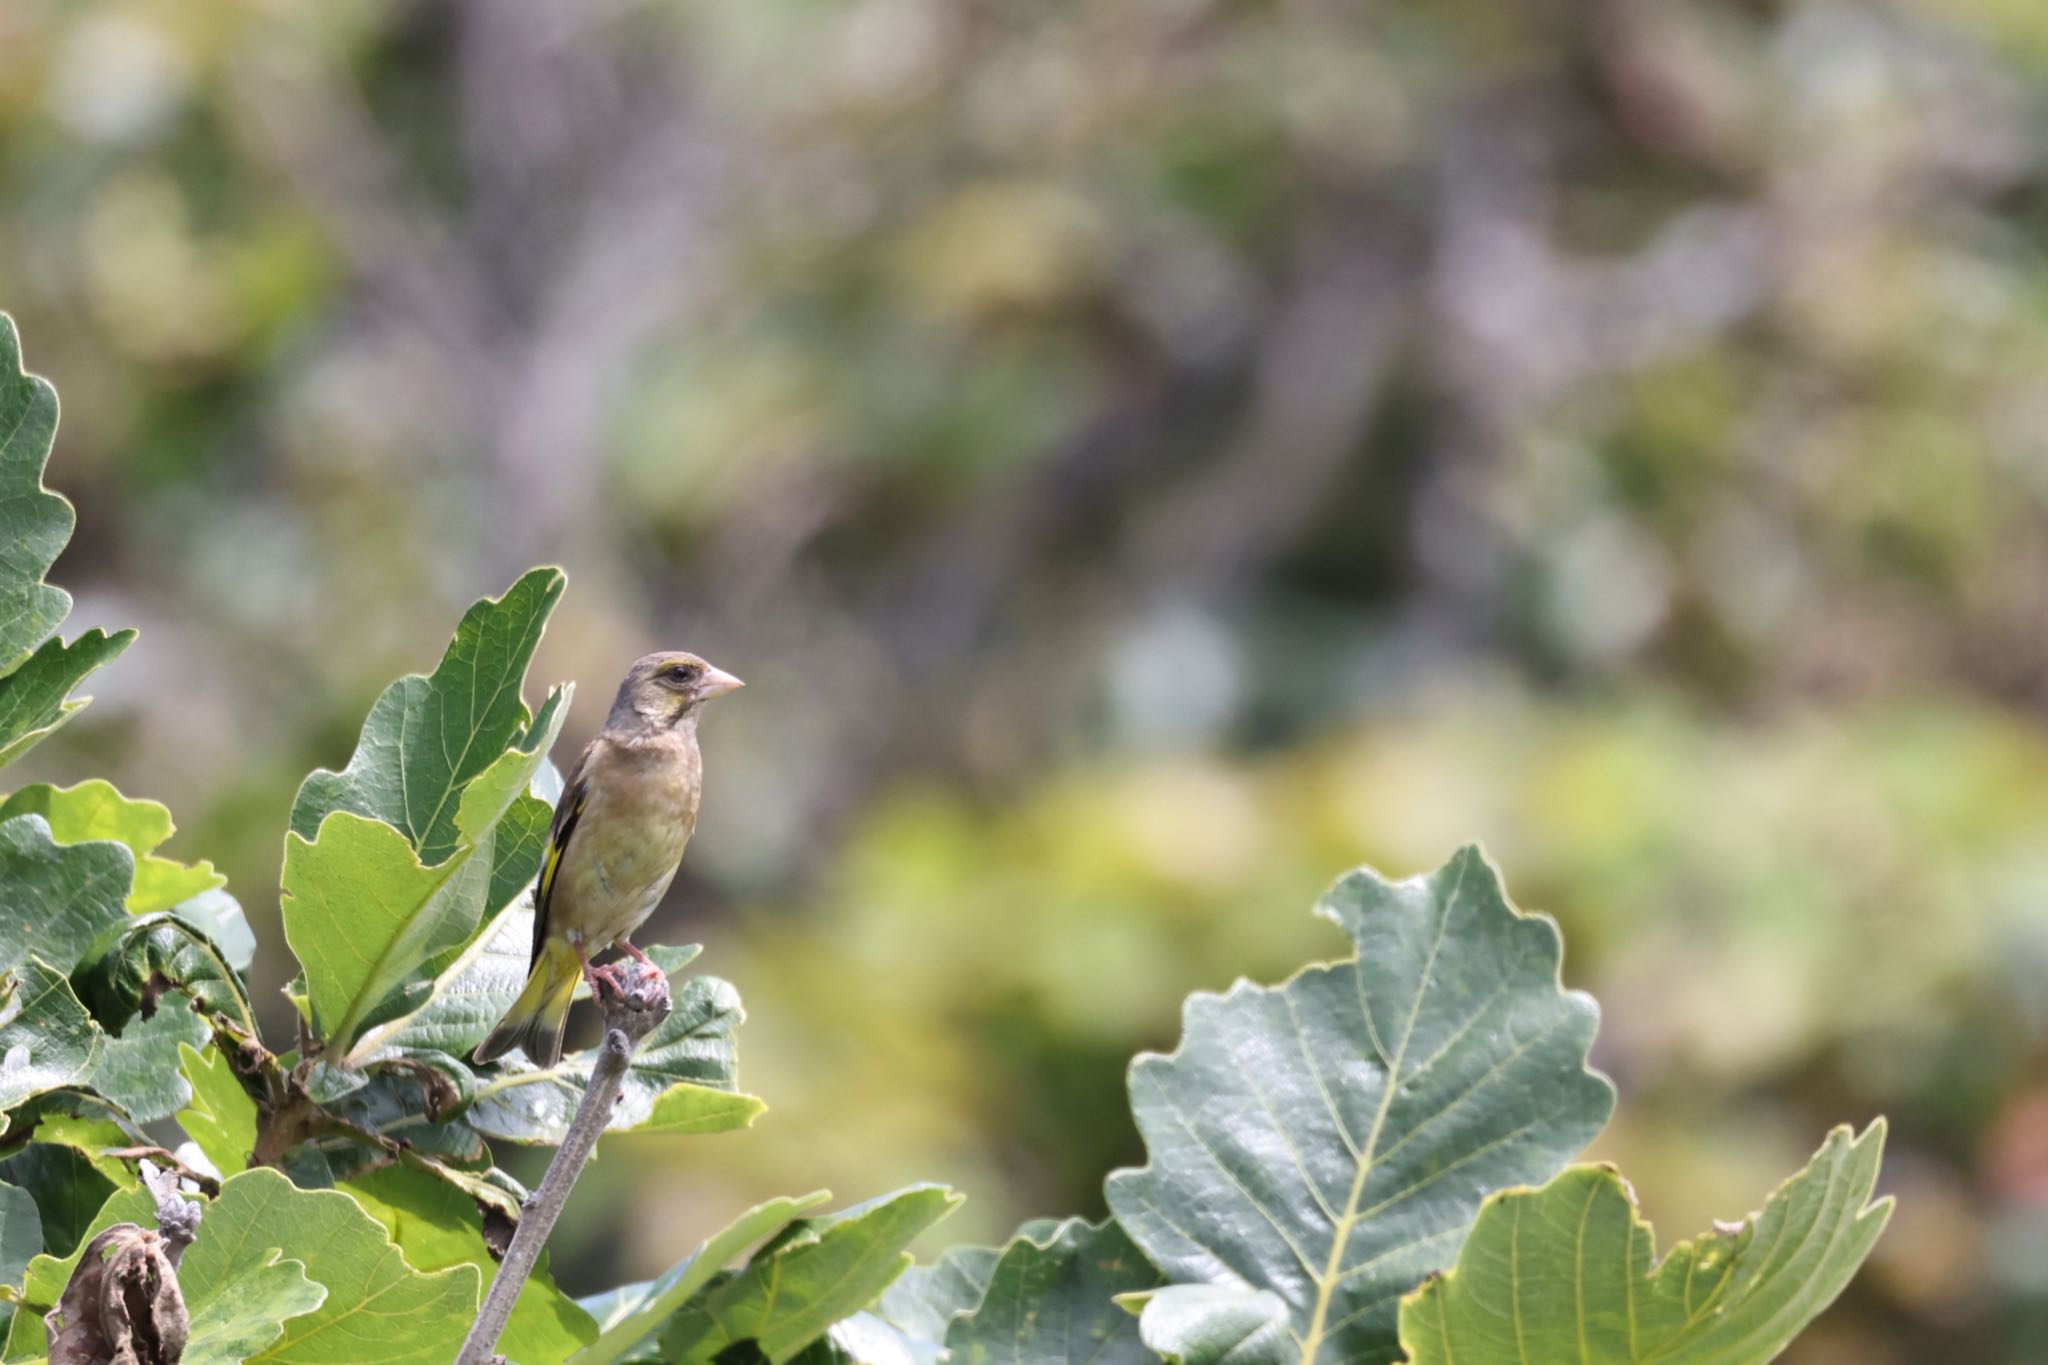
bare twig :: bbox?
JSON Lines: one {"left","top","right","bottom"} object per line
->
{"left": 455, "top": 961, "right": 673, "bottom": 1365}
{"left": 103, "top": 1147, "right": 221, "bottom": 1198}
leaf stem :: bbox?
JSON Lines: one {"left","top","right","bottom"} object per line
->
{"left": 457, "top": 961, "right": 672, "bottom": 1365}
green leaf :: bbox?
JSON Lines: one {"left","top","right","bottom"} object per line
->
{"left": 0, "top": 628, "right": 135, "bottom": 770}
{"left": 73, "top": 911, "right": 258, "bottom": 1039}
{"left": 569, "top": 1192, "right": 831, "bottom": 1365}
{"left": 484, "top": 790, "right": 555, "bottom": 928}
{"left": 183, "top": 1251, "right": 326, "bottom": 1365}
{"left": 344, "top": 897, "right": 587, "bottom": 1063}
{"left": 176, "top": 1043, "right": 258, "bottom": 1177}
{"left": 455, "top": 686, "right": 571, "bottom": 845}
{"left": 942, "top": 1219, "right": 1161, "bottom": 1365}
{"left": 0, "top": 1140, "right": 117, "bottom": 1261}
{"left": 0, "top": 815, "right": 133, "bottom": 979}
{"left": 170, "top": 888, "right": 257, "bottom": 973}
{"left": 876, "top": 1239, "right": 1013, "bottom": 1354}
{"left": 0, "top": 781, "right": 224, "bottom": 913}
{"left": 0, "top": 959, "right": 102, "bottom": 1137}
{"left": 87, "top": 997, "right": 207, "bottom": 1123}
{"left": 12, "top": 1111, "right": 141, "bottom": 1189}
{"left": 1104, "top": 845, "right": 1614, "bottom": 1365}
{"left": 789, "top": 1314, "right": 924, "bottom": 1365}
{"left": 0, "top": 314, "right": 69, "bottom": 672}
{"left": 1129, "top": 1285, "right": 1292, "bottom": 1365}
{"left": 0, "top": 318, "right": 133, "bottom": 770}
{"left": 281, "top": 810, "right": 490, "bottom": 1056}
{"left": 343, "top": 1164, "right": 596, "bottom": 1365}
{"left": 186, "top": 1167, "right": 481, "bottom": 1364}
{"left": 1397, "top": 1121, "right": 1894, "bottom": 1365}
{"left": 0, "top": 1181, "right": 37, "bottom": 1291}
{"left": 466, "top": 947, "right": 761, "bottom": 1143}
{"left": 289, "top": 567, "right": 567, "bottom": 868}
{"left": 663, "top": 1184, "right": 964, "bottom": 1364}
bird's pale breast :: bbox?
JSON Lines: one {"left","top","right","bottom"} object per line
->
{"left": 554, "top": 736, "right": 701, "bottom": 948}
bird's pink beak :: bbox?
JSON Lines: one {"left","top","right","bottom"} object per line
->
{"left": 698, "top": 666, "right": 745, "bottom": 699}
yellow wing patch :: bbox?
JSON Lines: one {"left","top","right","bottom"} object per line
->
{"left": 536, "top": 786, "right": 587, "bottom": 917}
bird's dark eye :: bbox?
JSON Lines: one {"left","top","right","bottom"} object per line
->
{"left": 667, "top": 664, "right": 698, "bottom": 684}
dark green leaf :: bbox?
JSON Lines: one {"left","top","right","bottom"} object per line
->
{"left": 663, "top": 1185, "right": 964, "bottom": 1364}
{"left": 0, "top": 313, "right": 69, "bottom": 672}
{"left": 1105, "top": 845, "right": 1614, "bottom": 1365}
{"left": 1398, "top": 1121, "right": 1894, "bottom": 1365}
{"left": 288, "top": 566, "right": 567, "bottom": 867}
{"left": 0, "top": 628, "right": 135, "bottom": 770}
{"left": 943, "top": 1219, "right": 1161, "bottom": 1365}
{"left": 465, "top": 945, "right": 759, "bottom": 1143}
{"left": 0, "top": 1180, "right": 37, "bottom": 1291}
{"left": 0, "top": 815, "right": 133, "bottom": 979}
{"left": 88, "top": 997, "right": 208, "bottom": 1123}
{"left": 0, "top": 1144, "right": 110, "bottom": 1261}
{"left": 73, "top": 911, "right": 257, "bottom": 1038}
{"left": 169, "top": 888, "right": 256, "bottom": 974}
{"left": 0, "top": 959, "right": 102, "bottom": 1137}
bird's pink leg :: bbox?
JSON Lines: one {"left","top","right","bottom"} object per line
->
{"left": 616, "top": 938, "right": 657, "bottom": 968}
{"left": 572, "top": 941, "right": 621, "bottom": 995}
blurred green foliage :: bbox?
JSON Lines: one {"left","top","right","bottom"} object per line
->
{"left": 9, "top": 0, "right": 2048, "bottom": 1357}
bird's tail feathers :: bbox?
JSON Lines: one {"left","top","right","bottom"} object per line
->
{"left": 473, "top": 939, "right": 579, "bottom": 1068}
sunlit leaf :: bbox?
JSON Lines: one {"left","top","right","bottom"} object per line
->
{"left": 0, "top": 781, "right": 223, "bottom": 913}
{"left": 569, "top": 1192, "right": 831, "bottom": 1365}
{"left": 288, "top": 566, "right": 566, "bottom": 868}
{"left": 343, "top": 1164, "right": 596, "bottom": 1365}
{"left": 1398, "top": 1122, "right": 1894, "bottom": 1365}
{"left": 188, "top": 1167, "right": 481, "bottom": 1364}
{"left": 183, "top": 1247, "right": 326, "bottom": 1365}
{"left": 1104, "top": 846, "right": 1614, "bottom": 1365}
{"left": 176, "top": 1042, "right": 258, "bottom": 1178}
{"left": 1129, "top": 1284, "right": 1291, "bottom": 1365}
{"left": 280, "top": 810, "right": 490, "bottom": 1055}
{"left": 663, "top": 1185, "right": 963, "bottom": 1365}
{"left": 943, "top": 1219, "right": 1160, "bottom": 1365}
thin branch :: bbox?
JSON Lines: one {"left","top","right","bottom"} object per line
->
{"left": 456, "top": 962, "right": 673, "bottom": 1365}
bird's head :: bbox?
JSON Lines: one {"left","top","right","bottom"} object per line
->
{"left": 609, "top": 651, "right": 745, "bottom": 730}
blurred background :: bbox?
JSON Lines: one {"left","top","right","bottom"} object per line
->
{"left": 3, "top": 0, "right": 2046, "bottom": 1357}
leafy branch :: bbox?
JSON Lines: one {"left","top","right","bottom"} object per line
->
{"left": 0, "top": 310, "right": 1890, "bottom": 1365}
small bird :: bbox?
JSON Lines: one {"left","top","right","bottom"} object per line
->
{"left": 474, "top": 650, "right": 744, "bottom": 1067}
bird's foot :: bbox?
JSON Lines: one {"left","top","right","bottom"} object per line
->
{"left": 616, "top": 938, "right": 659, "bottom": 970}
{"left": 573, "top": 943, "right": 621, "bottom": 997}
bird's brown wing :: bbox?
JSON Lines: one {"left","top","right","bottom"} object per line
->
{"left": 530, "top": 744, "right": 592, "bottom": 970}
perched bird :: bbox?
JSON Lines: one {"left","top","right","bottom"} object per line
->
{"left": 474, "top": 650, "right": 744, "bottom": 1067}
